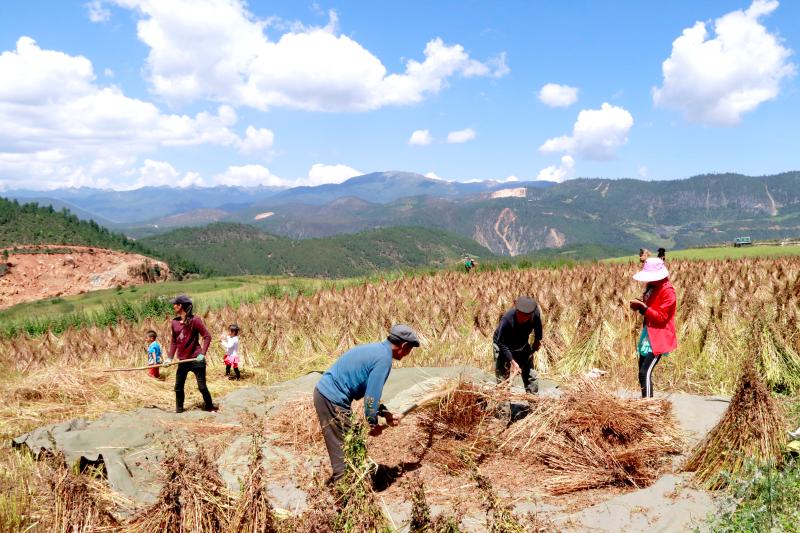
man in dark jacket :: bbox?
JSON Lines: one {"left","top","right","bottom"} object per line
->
{"left": 165, "top": 294, "right": 214, "bottom": 412}
{"left": 493, "top": 295, "right": 543, "bottom": 394}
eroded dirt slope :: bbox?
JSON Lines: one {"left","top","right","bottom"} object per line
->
{"left": 0, "top": 245, "right": 169, "bottom": 309}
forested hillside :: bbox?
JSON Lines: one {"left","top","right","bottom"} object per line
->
{"left": 0, "top": 197, "right": 204, "bottom": 277}
{"left": 141, "top": 223, "right": 492, "bottom": 277}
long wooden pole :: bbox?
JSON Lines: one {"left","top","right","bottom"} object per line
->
{"left": 101, "top": 357, "right": 201, "bottom": 373}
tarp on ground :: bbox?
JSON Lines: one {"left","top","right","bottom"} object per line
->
{"left": 11, "top": 366, "right": 499, "bottom": 507}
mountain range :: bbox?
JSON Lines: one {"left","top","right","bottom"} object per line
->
{"left": 7, "top": 170, "right": 800, "bottom": 256}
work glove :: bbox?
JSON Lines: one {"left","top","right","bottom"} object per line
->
{"left": 196, "top": 353, "right": 205, "bottom": 362}
{"left": 164, "top": 358, "right": 173, "bottom": 365}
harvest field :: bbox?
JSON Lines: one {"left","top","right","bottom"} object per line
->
{"left": 1, "top": 257, "right": 799, "bottom": 530}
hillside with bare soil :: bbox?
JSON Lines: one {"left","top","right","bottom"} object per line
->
{"left": 0, "top": 245, "right": 168, "bottom": 309}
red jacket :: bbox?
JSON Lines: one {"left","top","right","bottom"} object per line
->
{"left": 169, "top": 315, "right": 211, "bottom": 360}
{"left": 643, "top": 279, "right": 677, "bottom": 355}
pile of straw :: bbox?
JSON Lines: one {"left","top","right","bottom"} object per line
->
{"left": 267, "top": 394, "right": 325, "bottom": 453}
{"left": 125, "top": 445, "right": 232, "bottom": 532}
{"left": 45, "top": 456, "right": 119, "bottom": 532}
{"left": 502, "top": 381, "right": 683, "bottom": 494}
{"left": 685, "top": 363, "right": 785, "bottom": 489}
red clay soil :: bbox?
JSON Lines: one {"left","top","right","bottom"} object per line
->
{"left": 0, "top": 245, "right": 169, "bottom": 309}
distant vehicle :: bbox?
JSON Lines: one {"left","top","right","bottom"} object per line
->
{"left": 734, "top": 236, "right": 752, "bottom": 247}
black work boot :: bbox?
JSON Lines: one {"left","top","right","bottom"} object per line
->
{"left": 175, "top": 391, "right": 185, "bottom": 413}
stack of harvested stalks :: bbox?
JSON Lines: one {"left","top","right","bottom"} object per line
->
{"left": 44, "top": 455, "right": 119, "bottom": 532}
{"left": 229, "top": 420, "right": 279, "bottom": 533}
{"left": 125, "top": 445, "right": 232, "bottom": 532}
{"left": 416, "top": 380, "right": 505, "bottom": 470}
{"left": 685, "top": 363, "right": 785, "bottom": 489}
{"left": 500, "top": 380, "right": 683, "bottom": 495}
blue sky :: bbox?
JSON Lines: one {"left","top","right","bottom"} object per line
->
{"left": 0, "top": 0, "right": 797, "bottom": 190}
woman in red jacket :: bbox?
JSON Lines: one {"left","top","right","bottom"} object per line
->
{"left": 629, "top": 258, "right": 677, "bottom": 398}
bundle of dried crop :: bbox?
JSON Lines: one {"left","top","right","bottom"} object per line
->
{"left": 685, "top": 363, "right": 785, "bottom": 489}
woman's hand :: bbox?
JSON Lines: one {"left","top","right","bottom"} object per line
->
{"left": 629, "top": 299, "right": 646, "bottom": 312}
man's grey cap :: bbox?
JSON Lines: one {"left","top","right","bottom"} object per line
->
{"left": 388, "top": 324, "right": 420, "bottom": 347}
{"left": 515, "top": 296, "right": 538, "bottom": 314}
{"left": 169, "top": 294, "right": 192, "bottom": 306}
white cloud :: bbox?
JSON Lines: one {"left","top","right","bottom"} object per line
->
{"left": 638, "top": 165, "right": 649, "bottom": 178}
{"left": 503, "top": 175, "right": 520, "bottom": 183}
{"left": 129, "top": 159, "right": 205, "bottom": 189}
{"left": 539, "top": 103, "right": 633, "bottom": 160}
{"left": 446, "top": 128, "right": 477, "bottom": 144}
{"left": 538, "top": 83, "right": 578, "bottom": 107}
{"left": 213, "top": 164, "right": 285, "bottom": 187}
{"left": 86, "top": 0, "right": 111, "bottom": 22}
{"left": 103, "top": 68, "right": 114, "bottom": 78}
{"left": 409, "top": 129, "right": 433, "bottom": 146}
{"left": 536, "top": 155, "right": 575, "bottom": 183}
{"left": 239, "top": 126, "right": 275, "bottom": 154}
{"left": 305, "top": 163, "right": 362, "bottom": 186}
{"left": 653, "top": 0, "right": 795, "bottom": 126}
{"left": 0, "top": 37, "right": 270, "bottom": 190}
{"left": 100, "top": 0, "right": 508, "bottom": 111}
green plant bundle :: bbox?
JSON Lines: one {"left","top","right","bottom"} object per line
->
{"left": 333, "top": 417, "right": 391, "bottom": 533}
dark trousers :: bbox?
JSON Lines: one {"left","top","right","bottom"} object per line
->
{"left": 493, "top": 344, "right": 538, "bottom": 394}
{"left": 225, "top": 365, "right": 240, "bottom": 379}
{"left": 638, "top": 353, "right": 662, "bottom": 398}
{"left": 174, "top": 360, "right": 213, "bottom": 410}
{"left": 313, "top": 387, "right": 351, "bottom": 481}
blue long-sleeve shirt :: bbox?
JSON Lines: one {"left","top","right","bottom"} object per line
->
{"left": 315, "top": 340, "right": 393, "bottom": 425}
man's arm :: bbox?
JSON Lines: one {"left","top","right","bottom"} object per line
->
{"left": 533, "top": 308, "right": 543, "bottom": 343}
{"left": 364, "top": 357, "right": 392, "bottom": 426}
{"left": 494, "top": 315, "right": 515, "bottom": 362}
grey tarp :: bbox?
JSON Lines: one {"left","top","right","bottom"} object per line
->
{"left": 12, "top": 366, "right": 727, "bottom": 531}
{"left": 12, "top": 366, "right": 497, "bottom": 507}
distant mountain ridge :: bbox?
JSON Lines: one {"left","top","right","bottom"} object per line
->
{"left": 7, "top": 170, "right": 800, "bottom": 257}
{"left": 5, "top": 171, "right": 551, "bottom": 225}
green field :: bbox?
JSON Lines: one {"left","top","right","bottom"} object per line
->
{"left": 0, "top": 275, "right": 354, "bottom": 325}
{"left": 606, "top": 244, "right": 800, "bottom": 263}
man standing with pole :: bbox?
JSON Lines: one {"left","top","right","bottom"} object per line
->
{"left": 493, "top": 295, "right": 543, "bottom": 394}
{"left": 165, "top": 295, "right": 215, "bottom": 413}
{"left": 313, "top": 324, "right": 420, "bottom": 483}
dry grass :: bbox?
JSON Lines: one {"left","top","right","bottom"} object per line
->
{"left": 1, "top": 257, "right": 799, "bottom": 528}
{"left": 685, "top": 363, "right": 786, "bottom": 489}
{"left": 267, "top": 394, "right": 326, "bottom": 453}
{"left": 43, "top": 454, "right": 119, "bottom": 533}
{"left": 229, "top": 420, "right": 279, "bottom": 533}
{"left": 125, "top": 445, "right": 233, "bottom": 532}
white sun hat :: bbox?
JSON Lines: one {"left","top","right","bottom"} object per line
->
{"left": 633, "top": 257, "right": 669, "bottom": 282}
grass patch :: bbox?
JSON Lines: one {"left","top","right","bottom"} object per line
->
{"left": 707, "top": 458, "right": 800, "bottom": 532}
{"left": 607, "top": 244, "right": 800, "bottom": 262}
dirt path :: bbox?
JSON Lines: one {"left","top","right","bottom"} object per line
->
{"left": 0, "top": 245, "right": 169, "bottom": 309}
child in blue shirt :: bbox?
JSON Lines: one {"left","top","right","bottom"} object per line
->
{"left": 146, "top": 330, "right": 163, "bottom": 379}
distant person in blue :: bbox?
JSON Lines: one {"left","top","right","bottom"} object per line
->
{"left": 314, "top": 324, "right": 420, "bottom": 482}
{"left": 493, "top": 295, "right": 543, "bottom": 394}
{"left": 145, "top": 330, "right": 162, "bottom": 379}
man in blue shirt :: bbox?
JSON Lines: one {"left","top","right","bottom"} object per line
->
{"left": 314, "top": 324, "right": 420, "bottom": 481}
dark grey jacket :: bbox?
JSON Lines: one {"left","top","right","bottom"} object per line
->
{"left": 492, "top": 305, "right": 543, "bottom": 363}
